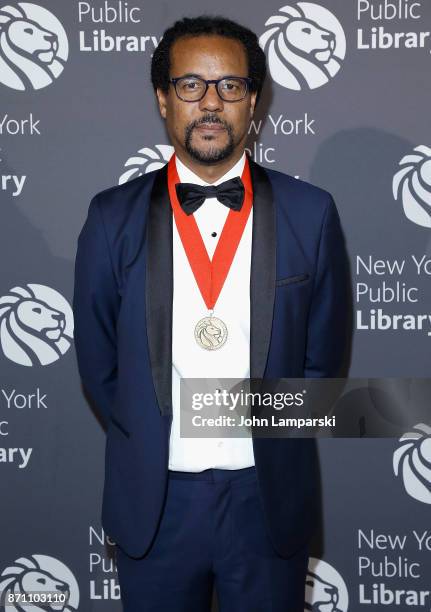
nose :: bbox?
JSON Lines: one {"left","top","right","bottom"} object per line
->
{"left": 198, "top": 83, "right": 224, "bottom": 112}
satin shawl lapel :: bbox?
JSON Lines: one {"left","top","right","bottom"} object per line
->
{"left": 248, "top": 156, "right": 276, "bottom": 379}
{"left": 145, "top": 157, "right": 276, "bottom": 417}
{"left": 145, "top": 163, "right": 173, "bottom": 417}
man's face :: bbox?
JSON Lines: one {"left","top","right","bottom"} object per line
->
{"left": 156, "top": 35, "right": 257, "bottom": 165}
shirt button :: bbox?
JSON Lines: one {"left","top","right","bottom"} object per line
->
{"left": 211, "top": 231, "right": 217, "bottom": 237}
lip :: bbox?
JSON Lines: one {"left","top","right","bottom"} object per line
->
{"left": 196, "top": 124, "right": 226, "bottom": 132}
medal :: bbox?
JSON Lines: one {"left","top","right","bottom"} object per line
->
{"left": 167, "top": 153, "right": 253, "bottom": 350}
{"left": 194, "top": 311, "right": 228, "bottom": 351}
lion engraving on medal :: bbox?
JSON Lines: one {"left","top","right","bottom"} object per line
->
{"left": 194, "top": 316, "right": 228, "bottom": 350}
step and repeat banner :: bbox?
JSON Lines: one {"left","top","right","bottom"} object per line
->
{"left": 1, "top": 0, "right": 430, "bottom": 610}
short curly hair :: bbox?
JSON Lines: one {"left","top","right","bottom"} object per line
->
{"left": 151, "top": 15, "right": 267, "bottom": 106}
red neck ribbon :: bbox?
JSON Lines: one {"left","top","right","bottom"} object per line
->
{"left": 167, "top": 153, "right": 253, "bottom": 311}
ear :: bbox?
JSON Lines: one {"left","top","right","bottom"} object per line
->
{"left": 156, "top": 87, "right": 168, "bottom": 119}
{"left": 249, "top": 91, "right": 257, "bottom": 119}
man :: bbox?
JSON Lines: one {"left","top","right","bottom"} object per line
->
{"left": 73, "top": 15, "right": 350, "bottom": 612}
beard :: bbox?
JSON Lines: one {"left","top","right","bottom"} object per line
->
{"left": 184, "top": 115, "right": 236, "bottom": 164}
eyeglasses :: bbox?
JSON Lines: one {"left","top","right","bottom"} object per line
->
{"left": 169, "top": 75, "right": 253, "bottom": 102}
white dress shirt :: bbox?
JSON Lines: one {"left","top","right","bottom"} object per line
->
{"left": 169, "top": 151, "right": 255, "bottom": 471}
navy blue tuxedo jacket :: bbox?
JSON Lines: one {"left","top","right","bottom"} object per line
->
{"left": 73, "top": 156, "right": 350, "bottom": 559}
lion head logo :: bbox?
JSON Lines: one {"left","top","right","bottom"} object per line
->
{"left": 305, "top": 558, "right": 349, "bottom": 611}
{"left": 119, "top": 144, "right": 174, "bottom": 184}
{"left": 392, "top": 145, "right": 431, "bottom": 228}
{"left": 199, "top": 324, "right": 221, "bottom": 347}
{"left": 259, "top": 3, "right": 346, "bottom": 90}
{"left": 194, "top": 316, "right": 228, "bottom": 350}
{"left": 0, "top": 3, "right": 68, "bottom": 91}
{"left": 0, "top": 554, "right": 79, "bottom": 611}
{"left": 393, "top": 422, "right": 431, "bottom": 504}
{"left": 0, "top": 283, "right": 73, "bottom": 366}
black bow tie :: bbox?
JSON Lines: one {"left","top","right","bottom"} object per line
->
{"left": 175, "top": 177, "right": 245, "bottom": 215}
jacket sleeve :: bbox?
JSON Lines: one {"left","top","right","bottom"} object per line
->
{"left": 304, "top": 195, "right": 350, "bottom": 378}
{"left": 73, "top": 194, "right": 120, "bottom": 429}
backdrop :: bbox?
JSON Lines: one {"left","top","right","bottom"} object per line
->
{"left": 1, "top": 1, "right": 430, "bottom": 610}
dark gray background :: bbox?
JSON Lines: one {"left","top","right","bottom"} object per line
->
{"left": 1, "top": 1, "right": 430, "bottom": 610}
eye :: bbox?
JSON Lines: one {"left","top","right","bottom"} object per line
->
{"left": 178, "top": 78, "right": 204, "bottom": 92}
{"left": 303, "top": 26, "right": 311, "bottom": 34}
{"left": 24, "top": 27, "right": 33, "bottom": 34}
{"left": 33, "top": 307, "right": 42, "bottom": 314}
{"left": 221, "top": 80, "right": 240, "bottom": 91}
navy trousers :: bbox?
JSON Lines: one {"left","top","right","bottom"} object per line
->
{"left": 115, "top": 466, "right": 309, "bottom": 611}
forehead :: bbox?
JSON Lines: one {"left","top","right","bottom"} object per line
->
{"left": 169, "top": 35, "right": 248, "bottom": 77}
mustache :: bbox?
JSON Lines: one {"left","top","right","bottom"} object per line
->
{"left": 191, "top": 115, "right": 229, "bottom": 129}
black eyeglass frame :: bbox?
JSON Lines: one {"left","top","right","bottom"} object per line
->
{"left": 169, "top": 75, "right": 254, "bottom": 102}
